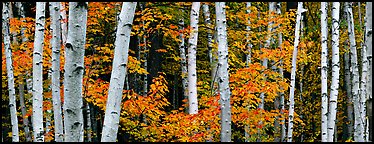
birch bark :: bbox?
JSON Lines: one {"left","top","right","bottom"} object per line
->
{"left": 63, "top": 2, "right": 88, "bottom": 142}
{"left": 187, "top": 2, "right": 200, "bottom": 115}
{"left": 50, "top": 2, "right": 64, "bottom": 142}
{"left": 2, "top": 2, "right": 20, "bottom": 142}
{"left": 101, "top": 2, "right": 137, "bottom": 142}
{"left": 216, "top": 2, "right": 231, "bottom": 142}
{"left": 327, "top": 2, "right": 340, "bottom": 142}
{"left": 287, "top": 2, "right": 306, "bottom": 142}
{"left": 32, "top": 2, "right": 46, "bottom": 142}
{"left": 346, "top": 2, "right": 364, "bottom": 142}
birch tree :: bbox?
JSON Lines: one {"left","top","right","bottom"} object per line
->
{"left": 60, "top": 2, "right": 68, "bottom": 45}
{"left": 140, "top": 2, "right": 148, "bottom": 96}
{"left": 244, "top": 2, "right": 251, "bottom": 141}
{"left": 32, "top": 2, "right": 46, "bottom": 142}
{"left": 320, "top": 2, "right": 329, "bottom": 142}
{"left": 327, "top": 2, "right": 340, "bottom": 142}
{"left": 364, "top": 2, "right": 372, "bottom": 141}
{"left": 15, "top": 2, "right": 32, "bottom": 142}
{"left": 63, "top": 2, "right": 88, "bottom": 142}
{"left": 287, "top": 2, "right": 306, "bottom": 142}
{"left": 50, "top": 2, "right": 64, "bottom": 142}
{"left": 359, "top": 7, "right": 368, "bottom": 143}
{"left": 178, "top": 10, "right": 188, "bottom": 113}
{"left": 187, "top": 2, "right": 200, "bottom": 115}
{"left": 215, "top": 2, "right": 231, "bottom": 142}
{"left": 275, "top": 2, "right": 286, "bottom": 142}
{"left": 101, "top": 2, "right": 137, "bottom": 142}
{"left": 2, "top": 2, "right": 20, "bottom": 142}
{"left": 345, "top": 2, "right": 364, "bottom": 142}
{"left": 202, "top": 3, "right": 215, "bottom": 83}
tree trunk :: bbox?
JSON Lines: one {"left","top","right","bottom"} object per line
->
{"left": 32, "top": 2, "right": 46, "bottom": 142}
{"left": 359, "top": 14, "right": 369, "bottom": 143}
{"left": 287, "top": 2, "right": 305, "bottom": 142}
{"left": 63, "top": 2, "right": 88, "bottom": 142}
{"left": 2, "top": 2, "right": 20, "bottom": 141}
{"left": 86, "top": 103, "right": 92, "bottom": 142}
{"left": 344, "top": 39, "right": 354, "bottom": 140}
{"left": 202, "top": 3, "right": 215, "bottom": 86}
{"left": 49, "top": 2, "right": 64, "bottom": 142}
{"left": 140, "top": 2, "right": 148, "bottom": 96}
{"left": 216, "top": 2, "right": 231, "bottom": 142}
{"left": 275, "top": 2, "right": 287, "bottom": 142}
{"left": 320, "top": 3, "right": 329, "bottom": 142}
{"left": 101, "top": 2, "right": 137, "bottom": 142}
{"left": 178, "top": 13, "right": 188, "bottom": 113}
{"left": 244, "top": 2, "right": 252, "bottom": 141}
{"left": 327, "top": 2, "right": 340, "bottom": 142}
{"left": 19, "top": 76, "right": 31, "bottom": 142}
{"left": 365, "top": 2, "right": 372, "bottom": 141}
{"left": 60, "top": 2, "right": 68, "bottom": 46}
{"left": 187, "top": 2, "right": 200, "bottom": 115}
{"left": 345, "top": 2, "right": 364, "bottom": 142}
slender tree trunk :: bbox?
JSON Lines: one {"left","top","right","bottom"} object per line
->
{"left": 16, "top": 2, "right": 32, "bottom": 142}
{"left": 32, "top": 2, "right": 46, "bottom": 142}
{"left": 178, "top": 13, "right": 188, "bottom": 113}
{"left": 327, "top": 2, "right": 340, "bottom": 142}
{"left": 287, "top": 2, "right": 305, "bottom": 142}
{"left": 244, "top": 2, "right": 252, "bottom": 141}
{"left": 320, "top": 2, "right": 329, "bottom": 142}
{"left": 140, "top": 2, "right": 148, "bottom": 96}
{"left": 187, "top": 2, "right": 200, "bottom": 115}
{"left": 101, "top": 2, "right": 137, "bottom": 142}
{"left": 60, "top": 2, "right": 68, "bottom": 46}
{"left": 8, "top": 2, "right": 19, "bottom": 45}
{"left": 344, "top": 39, "right": 354, "bottom": 139}
{"left": 19, "top": 76, "right": 31, "bottom": 142}
{"left": 86, "top": 103, "right": 92, "bottom": 142}
{"left": 276, "top": 2, "right": 287, "bottom": 142}
{"left": 45, "top": 70, "right": 52, "bottom": 142}
{"left": 365, "top": 3, "right": 372, "bottom": 141}
{"left": 63, "top": 2, "right": 88, "bottom": 142}
{"left": 359, "top": 16, "right": 369, "bottom": 143}
{"left": 2, "top": 3, "right": 20, "bottom": 141}
{"left": 49, "top": 2, "right": 64, "bottom": 142}
{"left": 216, "top": 2, "right": 231, "bottom": 142}
{"left": 202, "top": 3, "right": 215, "bottom": 83}
{"left": 346, "top": 2, "right": 364, "bottom": 142}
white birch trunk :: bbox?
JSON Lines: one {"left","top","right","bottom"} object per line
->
{"left": 2, "top": 2, "right": 20, "bottom": 142}
{"left": 365, "top": 2, "right": 372, "bottom": 141}
{"left": 63, "top": 2, "right": 88, "bottom": 142}
{"left": 50, "top": 2, "right": 64, "bottom": 142}
{"left": 187, "top": 2, "right": 200, "bottom": 115}
{"left": 276, "top": 2, "right": 286, "bottom": 142}
{"left": 287, "top": 2, "right": 305, "bottom": 142}
{"left": 16, "top": 2, "right": 28, "bottom": 44}
{"left": 245, "top": 2, "right": 252, "bottom": 66}
{"left": 178, "top": 12, "right": 188, "bottom": 113}
{"left": 60, "top": 2, "right": 68, "bottom": 46}
{"left": 345, "top": 2, "right": 364, "bottom": 142}
{"left": 244, "top": 2, "right": 252, "bottom": 141}
{"left": 101, "top": 2, "right": 137, "bottom": 142}
{"left": 327, "top": 3, "right": 340, "bottom": 142}
{"left": 202, "top": 3, "right": 215, "bottom": 82}
{"left": 360, "top": 18, "right": 369, "bottom": 143}
{"left": 8, "top": 3, "right": 18, "bottom": 44}
{"left": 216, "top": 2, "right": 231, "bottom": 142}
{"left": 32, "top": 2, "right": 46, "bottom": 142}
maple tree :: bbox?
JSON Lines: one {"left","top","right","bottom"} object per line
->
{"left": 1, "top": 2, "right": 372, "bottom": 142}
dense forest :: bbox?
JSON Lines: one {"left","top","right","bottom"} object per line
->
{"left": 1, "top": 2, "right": 372, "bottom": 142}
